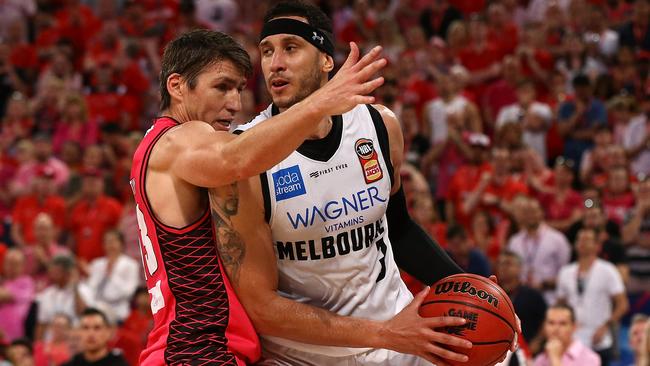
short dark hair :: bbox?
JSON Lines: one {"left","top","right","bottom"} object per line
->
{"left": 264, "top": 1, "right": 333, "bottom": 36}
{"left": 549, "top": 303, "right": 576, "bottom": 323}
{"left": 572, "top": 74, "right": 591, "bottom": 88}
{"left": 51, "top": 255, "right": 75, "bottom": 271}
{"left": 577, "top": 226, "right": 601, "bottom": 240}
{"left": 499, "top": 249, "right": 522, "bottom": 265}
{"left": 104, "top": 229, "right": 125, "bottom": 247}
{"left": 159, "top": 30, "right": 252, "bottom": 111}
{"left": 81, "top": 307, "right": 111, "bottom": 326}
{"left": 446, "top": 224, "right": 467, "bottom": 240}
{"left": 9, "top": 338, "right": 33, "bottom": 353}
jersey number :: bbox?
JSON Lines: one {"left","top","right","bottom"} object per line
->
{"left": 136, "top": 204, "right": 158, "bottom": 277}
{"left": 375, "top": 237, "right": 387, "bottom": 282}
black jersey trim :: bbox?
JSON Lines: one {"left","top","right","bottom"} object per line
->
{"left": 260, "top": 173, "right": 272, "bottom": 223}
{"left": 234, "top": 128, "right": 271, "bottom": 223}
{"left": 366, "top": 105, "right": 394, "bottom": 188}
{"left": 271, "top": 104, "right": 343, "bottom": 162}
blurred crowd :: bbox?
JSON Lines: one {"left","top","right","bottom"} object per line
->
{"left": 0, "top": 0, "right": 649, "bottom": 365}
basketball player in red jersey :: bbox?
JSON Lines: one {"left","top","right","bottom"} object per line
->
{"left": 130, "top": 29, "right": 387, "bottom": 365}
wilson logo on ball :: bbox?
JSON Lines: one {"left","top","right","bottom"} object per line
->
{"left": 434, "top": 281, "right": 500, "bottom": 308}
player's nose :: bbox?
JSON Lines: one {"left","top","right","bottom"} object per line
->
{"left": 225, "top": 90, "right": 242, "bottom": 114}
{"left": 269, "top": 52, "right": 286, "bottom": 72}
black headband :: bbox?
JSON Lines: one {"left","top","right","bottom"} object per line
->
{"left": 260, "top": 18, "right": 334, "bottom": 57}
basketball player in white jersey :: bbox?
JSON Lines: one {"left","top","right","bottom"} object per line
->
{"left": 209, "top": 2, "right": 515, "bottom": 365}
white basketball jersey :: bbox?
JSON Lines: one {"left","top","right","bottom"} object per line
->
{"left": 237, "top": 104, "right": 413, "bottom": 357}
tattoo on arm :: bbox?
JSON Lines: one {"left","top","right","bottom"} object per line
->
{"left": 210, "top": 184, "right": 246, "bottom": 286}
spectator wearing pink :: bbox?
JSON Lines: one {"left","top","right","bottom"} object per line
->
{"left": 9, "top": 139, "right": 37, "bottom": 197}
{"left": 32, "top": 134, "right": 70, "bottom": 191}
{"left": 602, "top": 166, "right": 636, "bottom": 226}
{"left": 533, "top": 304, "right": 601, "bottom": 366}
{"left": 23, "top": 213, "right": 70, "bottom": 291}
{"left": 52, "top": 94, "right": 98, "bottom": 155}
{"left": 508, "top": 197, "right": 571, "bottom": 304}
{"left": 0, "top": 249, "right": 35, "bottom": 342}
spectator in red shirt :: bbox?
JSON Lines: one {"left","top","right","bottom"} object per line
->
{"left": 447, "top": 133, "right": 492, "bottom": 226}
{"left": 33, "top": 314, "right": 72, "bottom": 366}
{"left": 603, "top": 165, "right": 636, "bottom": 225}
{"left": 83, "top": 20, "right": 121, "bottom": 72}
{"left": 5, "top": 20, "right": 38, "bottom": 84}
{"left": 482, "top": 55, "right": 521, "bottom": 132}
{"left": 459, "top": 15, "right": 502, "bottom": 99}
{"left": 486, "top": 2, "right": 519, "bottom": 58}
{"left": 10, "top": 165, "right": 66, "bottom": 248}
{"left": 55, "top": 0, "right": 101, "bottom": 56}
{"left": 580, "top": 125, "right": 614, "bottom": 188}
{"left": 85, "top": 64, "right": 123, "bottom": 125}
{"left": 531, "top": 157, "right": 584, "bottom": 232}
{"left": 516, "top": 22, "right": 554, "bottom": 95}
{"left": 470, "top": 209, "right": 508, "bottom": 261}
{"left": 116, "top": 287, "right": 153, "bottom": 366}
{"left": 68, "top": 168, "right": 122, "bottom": 263}
{"left": 338, "top": 0, "right": 377, "bottom": 48}
{"left": 463, "top": 147, "right": 530, "bottom": 224}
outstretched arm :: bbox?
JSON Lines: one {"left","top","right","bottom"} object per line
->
{"left": 208, "top": 177, "right": 471, "bottom": 366}
{"left": 373, "top": 105, "right": 463, "bottom": 284}
{"left": 169, "top": 43, "right": 387, "bottom": 188}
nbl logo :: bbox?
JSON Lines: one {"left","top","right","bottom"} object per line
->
{"left": 355, "top": 138, "right": 383, "bottom": 184}
{"left": 273, "top": 165, "right": 307, "bottom": 201}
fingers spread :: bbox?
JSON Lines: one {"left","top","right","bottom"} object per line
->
{"left": 340, "top": 42, "right": 360, "bottom": 70}
{"left": 425, "top": 343, "right": 469, "bottom": 363}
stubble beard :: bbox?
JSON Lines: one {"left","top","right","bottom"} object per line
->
{"left": 273, "top": 64, "right": 323, "bottom": 109}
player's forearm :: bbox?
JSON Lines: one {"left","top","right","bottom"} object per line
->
{"left": 222, "top": 99, "right": 325, "bottom": 180}
{"left": 248, "top": 293, "right": 385, "bottom": 349}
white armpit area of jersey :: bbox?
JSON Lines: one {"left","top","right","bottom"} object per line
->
{"left": 148, "top": 280, "right": 165, "bottom": 315}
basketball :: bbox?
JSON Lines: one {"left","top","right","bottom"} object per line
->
{"left": 419, "top": 273, "right": 517, "bottom": 366}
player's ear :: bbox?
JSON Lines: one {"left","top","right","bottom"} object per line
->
{"left": 166, "top": 73, "right": 185, "bottom": 101}
{"left": 322, "top": 54, "right": 334, "bottom": 73}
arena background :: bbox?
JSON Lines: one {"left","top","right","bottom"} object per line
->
{"left": 0, "top": 0, "right": 649, "bottom": 365}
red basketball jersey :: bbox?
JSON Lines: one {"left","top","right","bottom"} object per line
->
{"left": 130, "top": 117, "right": 260, "bottom": 365}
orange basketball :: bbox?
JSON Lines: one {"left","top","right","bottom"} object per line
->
{"left": 419, "top": 273, "right": 517, "bottom": 366}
